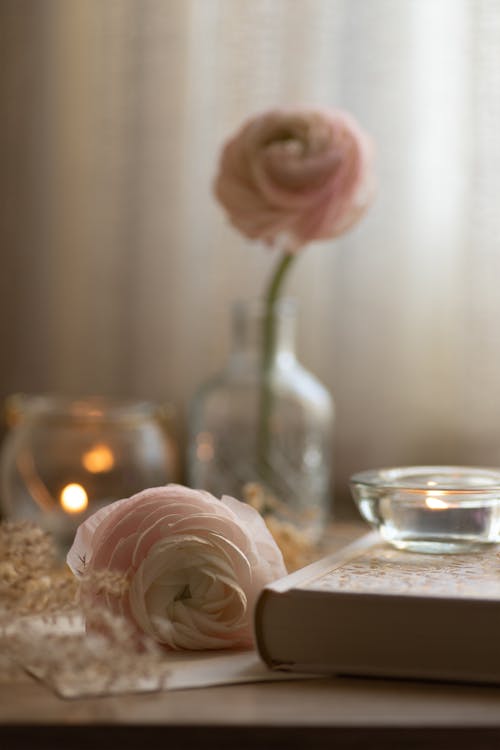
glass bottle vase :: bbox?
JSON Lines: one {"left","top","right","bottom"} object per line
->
{"left": 188, "top": 299, "right": 334, "bottom": 541}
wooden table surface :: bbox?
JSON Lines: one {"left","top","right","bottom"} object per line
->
{"left": 2, "top": 666, "right": 500, "bottom": 750}
{"left": 3, "top": 522, "right": 500, "bottom": 749}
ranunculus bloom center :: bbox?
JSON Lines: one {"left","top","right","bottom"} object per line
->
{"left": 129, "top": 535, "right": 249, "bottom": 649}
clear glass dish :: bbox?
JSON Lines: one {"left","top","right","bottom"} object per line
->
{"left": 350, "top": 466, "right": 500, "bottom": 553}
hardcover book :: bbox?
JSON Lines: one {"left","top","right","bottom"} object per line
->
{"left": 254, "top": 532, "right": 500, "bottom": 684}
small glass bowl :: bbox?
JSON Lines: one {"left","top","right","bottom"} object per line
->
{"left": 350, "top": 466, "right": 500, "bottom": 553}
{"left": 0, "top": 394, "right": 179, "bottom": 555}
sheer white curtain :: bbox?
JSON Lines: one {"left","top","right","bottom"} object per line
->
{"left": 1, "top": 0, "right": 500, "bottom": 513}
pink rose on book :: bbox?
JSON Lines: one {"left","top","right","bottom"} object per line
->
{"left": 214, "top": 107, "right": 374, "bottom": 251}
{"left": 67, "top": 484, "right": 286, "bottom": 650}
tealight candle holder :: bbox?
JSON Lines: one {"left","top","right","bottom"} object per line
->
{"left": 350, "top": 466, "right": 500, "bottom": 553}
{"left": 0, "top": 394, "right": 179, "bottom": 556}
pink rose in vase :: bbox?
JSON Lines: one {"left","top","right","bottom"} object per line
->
{"left": 188, "top": 106, "right": 375, "bottom": 547}
{"left": 214, "top": 107, "right": 374, "bottom": 252}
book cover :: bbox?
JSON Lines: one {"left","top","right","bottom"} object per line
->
{"left": 254, "top": 532, "right": 500, "bottom": 684}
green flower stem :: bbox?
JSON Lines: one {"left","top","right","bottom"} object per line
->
{"left": 257, "top": 251, "right": 296, "bottom": 479}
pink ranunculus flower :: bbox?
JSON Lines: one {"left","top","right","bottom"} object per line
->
{"left": 214, "top": 107, "right": 374, "bottom": 251}
{"left": 67, "top": 484, "right": 286, "bottom": 650}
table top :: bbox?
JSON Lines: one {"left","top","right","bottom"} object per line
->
{"left": 3, "top": 522, "right": 500, "bottom": 749}
{"left": 2, "top": 664, "right": 500, "bottom": 750}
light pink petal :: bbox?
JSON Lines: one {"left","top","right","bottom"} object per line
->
{"left": 132, "top": 513, "right": 250, "bottom": 568}
{"left": 221, "top": 495, "right": 286, "bottom": 575}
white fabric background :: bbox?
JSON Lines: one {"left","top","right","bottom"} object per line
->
{"left": 1, "top": 0, "right": 500, "bottom": 514}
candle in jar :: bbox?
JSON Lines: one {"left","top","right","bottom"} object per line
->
{"left": 350, "top": 466, "right": 500, "bottom": 553}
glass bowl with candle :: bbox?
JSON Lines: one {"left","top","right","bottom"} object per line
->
{"left": 350, "top": 466, "right": 500, "bottom": 553}
{"left": 0, "top": 394, "right": 179, "bottom": 556}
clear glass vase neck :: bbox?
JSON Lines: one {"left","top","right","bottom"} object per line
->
{"left": 228, "top": 298, "right": 297, "bottom": 370}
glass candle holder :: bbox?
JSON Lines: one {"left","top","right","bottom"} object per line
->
{"left": 350, "top": 466, "right": 500, "bottom": 553}
{"left": 0, "top": 394, "right": 179, "bottom": 555}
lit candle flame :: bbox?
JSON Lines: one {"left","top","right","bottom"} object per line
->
{"left": 60, "top": 483, "right": 89, "bottom": 514}
{"left": 425, "top": 494, "right": 448, "bottom": 510}
{"left": 82, "top": 444, "right": 115, "bottom": 473}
